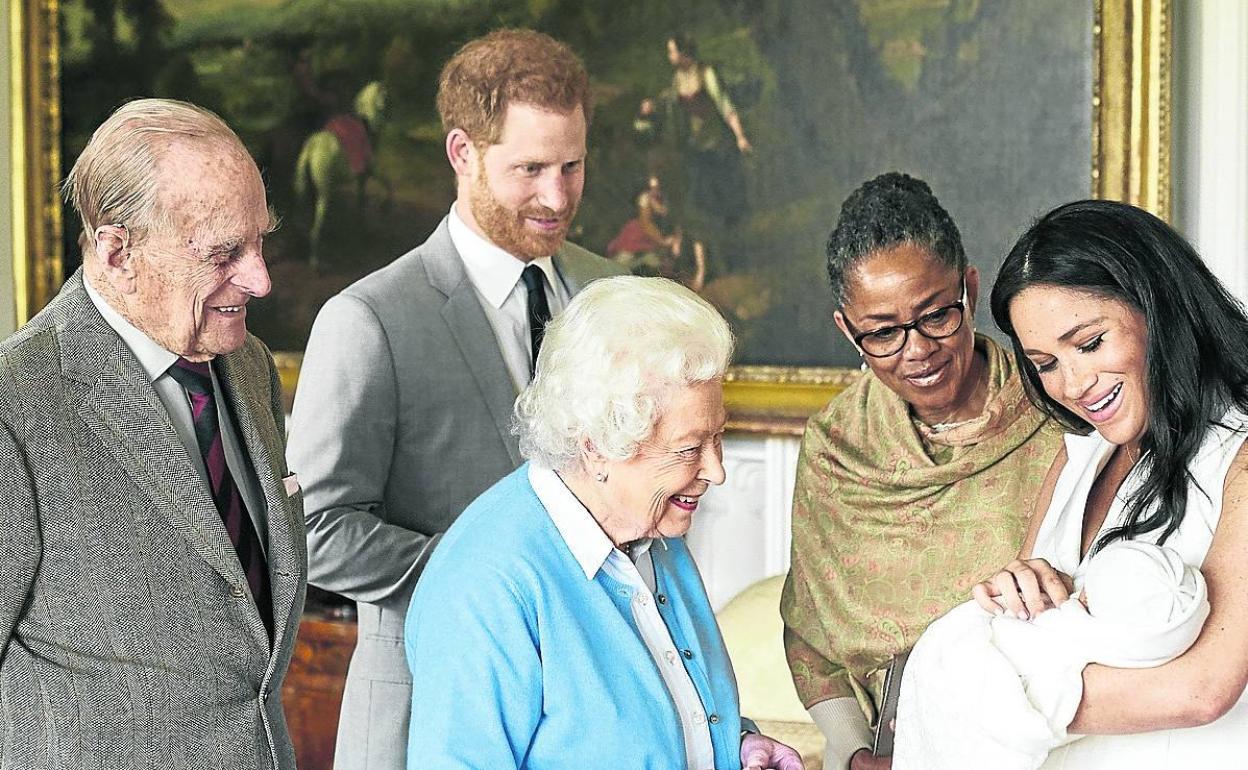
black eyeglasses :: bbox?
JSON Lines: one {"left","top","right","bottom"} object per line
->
{"left": 844, "top": 280, "right": 967, "bottom": 358}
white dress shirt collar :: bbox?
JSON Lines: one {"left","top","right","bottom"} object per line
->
{"left": 529, "top": 463, "right": 654, "bottom": 580}
{"left": 83, "top": 275, "right": 178, "bottom": 382}
{"left": 447, "top": 202, "right": 559, "bottom": 308}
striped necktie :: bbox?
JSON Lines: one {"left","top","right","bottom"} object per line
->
{"left": 166, "top": 357, "right": 273, "bottom": 640}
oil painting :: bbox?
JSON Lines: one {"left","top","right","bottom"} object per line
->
{"left": 16, "top": 0, "right": 1169, "bottom": 427}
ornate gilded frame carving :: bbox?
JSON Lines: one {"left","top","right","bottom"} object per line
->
{"left": 12, "top": 0, "right": 1171, "bottom": 434}
{"left": 10, "top": 0, "right": 63, "bottom": 328}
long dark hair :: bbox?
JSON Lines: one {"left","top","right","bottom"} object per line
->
{"left": 991, "top": 199, "right": 1248, "bottom": 551}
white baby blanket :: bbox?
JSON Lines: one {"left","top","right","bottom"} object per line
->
{"left": 892, "top": 542, "right": 1209, "bottom": 770}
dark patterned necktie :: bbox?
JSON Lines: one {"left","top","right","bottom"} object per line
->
{"left": 166, "top": 358, "right": 273, "bottom": 639}
{"left": 521, "top": 264, "right": 552, "bottom": 378}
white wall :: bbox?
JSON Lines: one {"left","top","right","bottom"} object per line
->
{"left": 687, "top": 433, "right": 802, "bottom": 611}
{"left": 1173, "top": 0, "right": 1248, "bottom": 303}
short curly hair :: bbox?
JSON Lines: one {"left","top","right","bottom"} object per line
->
{"left": 513, "top": 276, "right": 733, "bottom": 471}
{"left": 824, "top": 172, "right": 966, "bottom": 306}
{"left": 436, "top": 28, "right": 592, "bottom": 145}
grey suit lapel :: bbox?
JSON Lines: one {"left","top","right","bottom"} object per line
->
{"left": 216, "top": 352, "right": 303, "bottom": 657}
{"left": 423, "top": 220, "right": 523, "bottom": 465}
{"left": 212, "top": 372, "right": 267, "bottom": 556}
{"left": 61, "top": 292, "right": 251, "bottom": 599}
{"left": 552, "top": 244, "right": 608, "bottom": 295}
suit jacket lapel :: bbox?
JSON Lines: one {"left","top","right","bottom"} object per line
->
{"left": 216, "top": 351, "right": 304, "bottom": 657}
{"left": 212, "top": 376, "right": 268, "bottom": 558}
{"left": 59, "top": 282, "right": 250, "bottom": 598}
{"left": 552, "top": 243, "right": 607, "bottom": 295}
{"left": 424, "top": 220, "right": 523, "bottom": 465}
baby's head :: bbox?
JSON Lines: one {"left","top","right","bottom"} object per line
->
{"left": 1081, "top": 541, "right": 1202, "bottom": 626}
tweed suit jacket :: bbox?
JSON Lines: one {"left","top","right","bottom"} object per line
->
{"left": 0, "top": 272, "right": 307, "bottom": 770}
{"left": 286, "top": 218, "right": 625, "bottom": 770}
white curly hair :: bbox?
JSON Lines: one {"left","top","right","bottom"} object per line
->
{"left": 513, "top": 275, "right": 733, "bottom": 470}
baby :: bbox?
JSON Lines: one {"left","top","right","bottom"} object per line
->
{"left": 892, "top": 541, "right": 1209, "bottom": 770}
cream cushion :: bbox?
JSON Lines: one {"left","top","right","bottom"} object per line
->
{"left": 717, "top": 575, "right": 825, "bottom": 768}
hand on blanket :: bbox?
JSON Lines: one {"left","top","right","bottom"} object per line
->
{"left": 740, "top": 732, "right": 803, "bottom": 769}
{"left": 849, "top": 748, "right": 892, "bottom": 769}
{"left": 972, "top": 558, "right": 1074, "bottom": 621}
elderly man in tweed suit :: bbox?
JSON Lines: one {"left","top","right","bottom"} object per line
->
{"left": 0, "top": 99, "right": 306, "bottom": 769}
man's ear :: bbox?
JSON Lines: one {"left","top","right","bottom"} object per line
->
{"left": 93, "top": 224, "right": 137, "bottom": 294}
{"left": 445, "top": 128, "right": 478, "bottom": 178}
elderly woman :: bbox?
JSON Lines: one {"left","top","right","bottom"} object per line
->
{"left": 404, "top": 276, "right": 801, "bottom": 770}
{"left": 967, "top": 200, "right": 1248, "bottom": 768}
{"left": 780, "top": 173, "right": 1062, "bottom": 770}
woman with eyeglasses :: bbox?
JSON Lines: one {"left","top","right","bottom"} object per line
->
{"left": 780, "top": 172, "right": 1063, "bottom": 770}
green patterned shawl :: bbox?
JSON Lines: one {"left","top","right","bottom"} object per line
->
{"left": 780, "top": 335, "right": 1062, "bottom": 725}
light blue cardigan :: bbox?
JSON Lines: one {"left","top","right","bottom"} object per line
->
{"left": 405, "top": 464, "right": 744, "bottom": 769}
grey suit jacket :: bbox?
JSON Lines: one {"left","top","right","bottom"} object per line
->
{"left": 287, "top": 219, "right": 625, "bottom": 769}
{"left": 0, "top": 272, "right": 307, "bottom": 770}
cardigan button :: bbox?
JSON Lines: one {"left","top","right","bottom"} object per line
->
{"left": 656, "top": 593, "right": 667, "bottom": 604}
{"left": 708, "top": 714, "right": 720, "bottom": 725}
{"left": 681, "top": 648, "right": 693, "bottom": 660}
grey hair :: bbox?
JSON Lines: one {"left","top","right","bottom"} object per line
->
{"left": 825, "top": 171, "right": 966, "bottom": 306}
{"left": 513, "top": 276, "right": 734, "bottom": 470}
{"left": 63, "top": 98, "right": 246, "bottom": 251}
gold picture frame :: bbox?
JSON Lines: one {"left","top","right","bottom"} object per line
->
{"left": 11, "top": 0, "right": 1170, "bottom": 434}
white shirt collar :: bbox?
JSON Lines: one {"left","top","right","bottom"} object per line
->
{"left": 447, "top": 202, "right": 559, "bottom": 309}
{"left": 529, "top": 463, "right": 654, "bottom": 580}
{"left": 83, "top": 275, "right": 179, "bottom": 383}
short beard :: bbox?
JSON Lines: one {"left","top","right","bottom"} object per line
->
{"left": 469, "top": 162, "right": 576, "bottom": 260}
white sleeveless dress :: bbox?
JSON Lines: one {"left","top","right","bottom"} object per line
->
{"left": 1031, "top": 410, "right": 1248, "bottom": 769}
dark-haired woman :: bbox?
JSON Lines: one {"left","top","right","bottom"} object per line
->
{"left": 974, "top": 199, "right": 1248, "bottom": 767}
{"left": 781, "top": 173, "right": 1061, "bottom": 770}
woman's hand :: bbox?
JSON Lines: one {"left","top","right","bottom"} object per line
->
{"left": 740, "top": 732, "right": 804, "bottom": 770}
{"left": 972, "top": 558, "right": 1074, "bottom": 620}
{"left": 848, "top": 748, "right": 891, "bottom": 769}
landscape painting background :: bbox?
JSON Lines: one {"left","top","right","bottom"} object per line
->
{"left": 58, "top": 0, "right": 1093, "bottom": 367}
